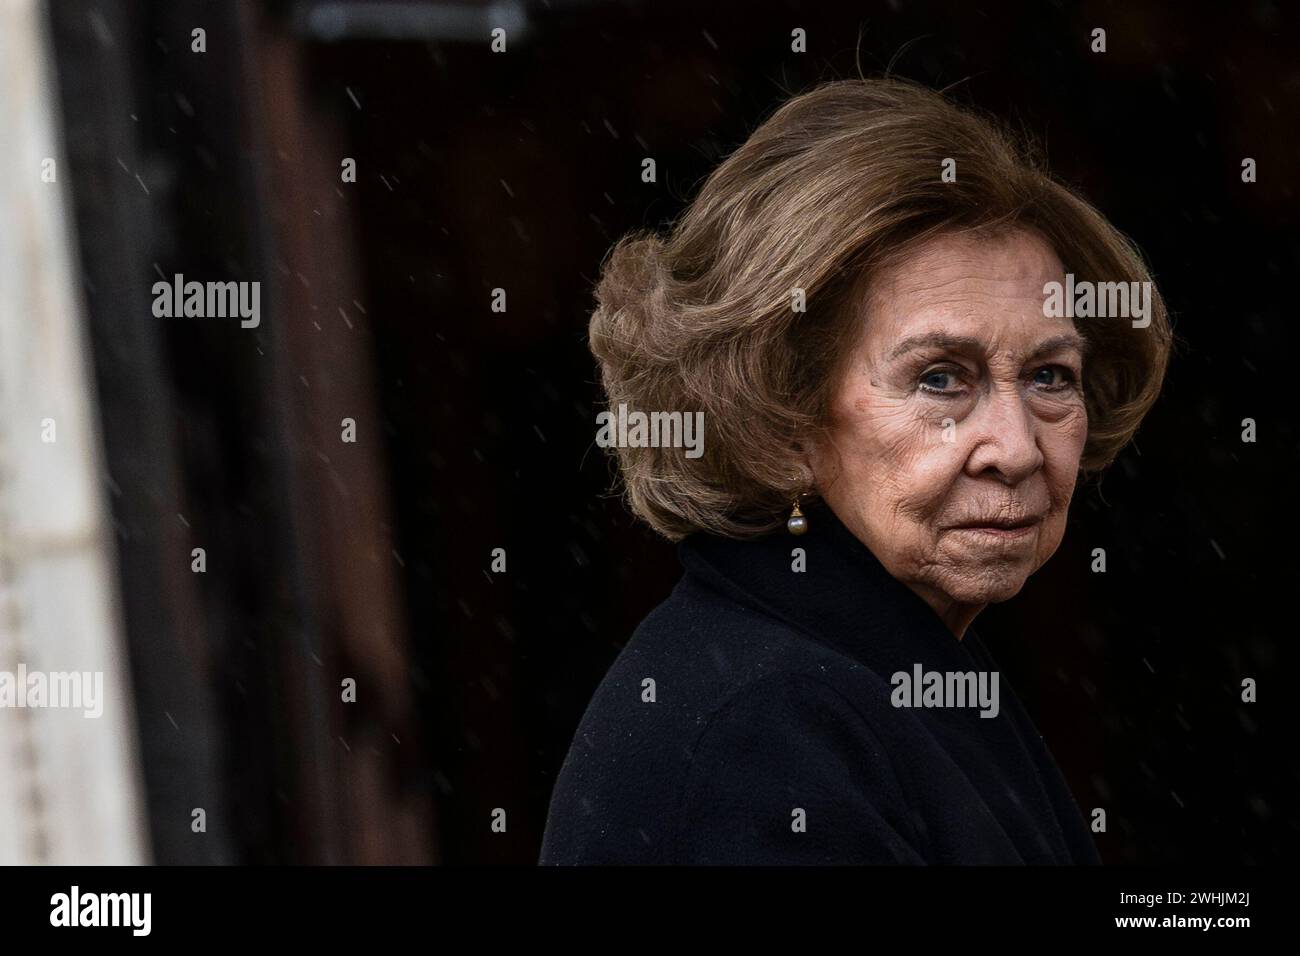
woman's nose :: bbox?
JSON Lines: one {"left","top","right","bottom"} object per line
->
{"left": 962, "top": 387, "right": 1045, "bottom": 484}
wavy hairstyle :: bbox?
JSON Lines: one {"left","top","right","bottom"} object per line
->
{"left": 589, "top": 77, "right": 1172, "bottom": 541}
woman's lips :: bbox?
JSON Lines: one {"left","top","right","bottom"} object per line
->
{"left": 951, "top": 522, "right": 1029, "bottom": 538}
{"left": 949, "top": 523, "right": 1038, "bottom": 539}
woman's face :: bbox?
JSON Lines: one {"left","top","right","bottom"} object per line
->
{"left": 810, "top": 229, "right": 1088, "bottom": 636}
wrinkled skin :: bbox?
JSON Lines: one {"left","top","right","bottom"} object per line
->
{"left": 810, "top": 230, "right": 1089, "bottom": 639}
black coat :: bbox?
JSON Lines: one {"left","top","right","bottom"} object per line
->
{"left": 539, "top": 503, "right": 1101, "bottom": 865}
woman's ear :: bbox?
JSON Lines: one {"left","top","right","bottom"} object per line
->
{"left": 799, "top": 436, "right": 839, "bottom": 499}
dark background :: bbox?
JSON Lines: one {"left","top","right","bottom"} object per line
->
{"left": 44, "top": 0, "right": 1298, "bottom": 863}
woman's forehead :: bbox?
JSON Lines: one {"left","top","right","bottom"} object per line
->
{"left": 874, "top": 230, "right": 1066, "bottom": 299}
{"left": 856, "top": 231, "right": 1072, "bottom": 348}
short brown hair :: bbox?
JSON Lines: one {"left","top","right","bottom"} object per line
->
{"left": 588, "top": 77, "right": 1172, "bottom": 541}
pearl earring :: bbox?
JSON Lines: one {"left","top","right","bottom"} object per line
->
{"left": 787, "top": 497, "right": 808, "bottom": 536}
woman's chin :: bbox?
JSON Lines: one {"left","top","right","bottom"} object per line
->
{"left": 929, "top": 566, "right": 1033, "bottom": 607}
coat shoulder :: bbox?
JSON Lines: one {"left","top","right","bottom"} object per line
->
{"left": 538, "top": 576, "right": 913, "bottom": 864}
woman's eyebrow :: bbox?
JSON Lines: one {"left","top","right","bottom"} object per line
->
{"left": 885, "top": 331, "right": 1089, "bottom": 362}
{"left": 1029, "top": 333, "right": 1089, "bottom": 361}
{"left": 886, "top": 332, "right": 983, "bottom": 360}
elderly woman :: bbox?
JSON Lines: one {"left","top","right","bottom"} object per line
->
{"left": 540, "top": 77, "right": 1170, "bottom": 865}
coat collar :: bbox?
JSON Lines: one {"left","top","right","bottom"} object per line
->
{"left": 676, "top": 500, "right": 988, "bottom": 678}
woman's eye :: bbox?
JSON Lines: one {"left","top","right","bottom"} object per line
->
{"left": 918, "top": 368, "right": 962, "bottom": 394}
{"left": 1031, "top": 365, "right": 1077, "bottom": 390}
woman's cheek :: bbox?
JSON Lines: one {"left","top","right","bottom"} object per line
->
{"left": 1044, "top": 400, "right": 1089, "bottom": 464}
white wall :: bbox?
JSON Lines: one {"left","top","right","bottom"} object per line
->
{"left": 0, "top": 0, "right": 149, "bottom": 865}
